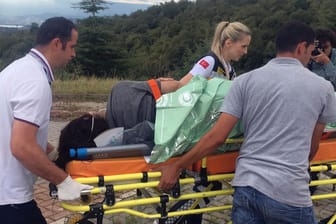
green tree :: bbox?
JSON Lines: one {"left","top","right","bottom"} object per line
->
{"left": 3, "top": 0, "right": 336, "bottom": 79}
{"left": 72, "top": 0, "right": 111, "bottom": 17}
{"left": 0, "top": 30, "right": 35, "bottom": 70}
{"left": 74, "top": 17, "right": 127, "bottom": 77}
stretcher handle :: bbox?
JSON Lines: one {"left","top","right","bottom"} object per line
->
{"left": 48, "top": 182, "right": 93, "bottom": 200}
{"left": 225, "top": 138, "right": 244, "bottom": 144}
{"left": 81, "top": 189, "right": 93, "bottom": 195}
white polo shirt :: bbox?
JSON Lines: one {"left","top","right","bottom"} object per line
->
{"left": 0, "top": 48, "right": 54, "bottom": 205}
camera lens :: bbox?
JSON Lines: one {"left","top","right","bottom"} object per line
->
{"left": 312, "top": 40, "right": 321, "bottom": 56}
{"left": 312, "top": 47, "right": 320, "bottom": 56}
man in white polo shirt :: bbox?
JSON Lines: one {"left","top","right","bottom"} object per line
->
{"left": 0, "top": 17, "right": 92, "bottom": 224}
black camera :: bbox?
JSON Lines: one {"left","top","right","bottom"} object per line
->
{"left": 312, "top": 40, "right": 324, "bottom": 56}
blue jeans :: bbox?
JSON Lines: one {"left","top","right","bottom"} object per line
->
{"left": 232, "top": 186, "right": 317, "bottom": 224}
{"left": 0, "top": 200, "right": 47, "bottom": 224}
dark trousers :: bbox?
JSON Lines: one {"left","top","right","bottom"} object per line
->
{"left": 232, "top": 186, "right": 317, "bottom": 224}
{"left": 0, "top": 200, "right": 47, "bottom": 224}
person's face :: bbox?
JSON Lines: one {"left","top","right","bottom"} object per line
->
{"left": 54, "top": 29, "right": 78, "bottom": 68}
{"left": 321, "top": 40, "right": 332, "bottom": 56}
{"left": 225, "top": 35, "right": 251, "bottom": 61}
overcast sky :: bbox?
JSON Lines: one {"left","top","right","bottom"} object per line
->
{"left": 0, "top": 0, "right": 176, "bottom": 16}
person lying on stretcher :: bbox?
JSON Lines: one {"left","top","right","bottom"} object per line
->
{"left": 54, "top": 76, "right": 245, "bottom": 170}
{"left": 54, "top": 76, "right": 336, "bottom": 170}
{"left": 54, "top": 78, "right": 182, "bottom": 169}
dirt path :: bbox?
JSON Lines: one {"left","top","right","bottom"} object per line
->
{"left": 51, "top": 101, "right": 106, "bottom": 121}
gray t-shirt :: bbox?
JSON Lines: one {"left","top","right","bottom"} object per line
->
{"left": 220, "top": 57, "right": 336, "bottom": 207}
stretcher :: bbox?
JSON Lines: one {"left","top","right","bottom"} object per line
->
{"left": 56, "top": 134, "right": 336, "bottom": 224}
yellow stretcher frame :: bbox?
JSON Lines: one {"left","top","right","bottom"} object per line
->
{"left": 60, "top": 170, "right": 235, "bottom": 223}
{"left": 59, "top": 138, "right": 336, "bottom": 224}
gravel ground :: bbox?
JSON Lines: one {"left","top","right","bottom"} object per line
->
{"left": 51, "top": 101, "right": 106, "bottom": 121}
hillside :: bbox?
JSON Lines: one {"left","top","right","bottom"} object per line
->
{"left": 1, "top": 0, "right": 336, "bottom": 79}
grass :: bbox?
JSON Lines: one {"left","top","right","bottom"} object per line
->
{"left": 52, "top": 77, "right": 120, "bottom": 102}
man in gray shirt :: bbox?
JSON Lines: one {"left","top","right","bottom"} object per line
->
{"left": 156, "top": 22, "right": 336, "bottom": 223}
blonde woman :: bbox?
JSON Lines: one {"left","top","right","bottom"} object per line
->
{"left": 179, "top": 21, "right": 251, "bottom": 86}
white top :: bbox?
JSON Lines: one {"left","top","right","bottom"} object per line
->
{"left": 189, "top": 56, "right": 224, "bottom": 79}
{"left": 189, "top": 55, "right": 234, "bottom": 80}
{"left": 0, "top": 49, "right": 53, "bottom": 205}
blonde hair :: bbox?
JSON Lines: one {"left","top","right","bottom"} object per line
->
{"left": 211, "top": 21, "right": 251, "bottom": 57}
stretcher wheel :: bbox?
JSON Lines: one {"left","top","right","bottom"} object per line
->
{"left": 64, "top": 214, "right": 84, "bottom": 224}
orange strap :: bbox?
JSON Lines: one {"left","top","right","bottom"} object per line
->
{"left": 147, "top": 79, "right": 161, "bottom": 100}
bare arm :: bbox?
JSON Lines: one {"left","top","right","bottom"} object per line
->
{"left": 156, "top": 112, "right": 239, "bottom": 190}
{"left": 159, "top": 79, "right": 181, "bottom": 94}
{"left": 11, "top": 119, "right": 68, "bottom": 185}
{"left": 47, "top": 141, "right": 58, "bottom": 161}
{"left": 179, "top": 73, "right": 193, "bottom": 87}
{"left": 159, "top": 73, "right": 194, "bottom": 94}
{"left": 309, "top": 121, "right": 326, "bottom": 161}
{"left": 311, "top": 49, "right": 331, "bottom": 65}
{"left": 47, "top": 142, "right": 55, "bottom": 154}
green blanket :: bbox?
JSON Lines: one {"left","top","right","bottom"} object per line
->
{"left": 150, "top": 76, "right": 243, "bottom": 164}
{"left": 150, "top": 77, "right": 336, "bottom": 163}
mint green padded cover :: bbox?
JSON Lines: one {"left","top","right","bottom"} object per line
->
{"left": 150, "top": 76, "right": 243, "bottom": 163}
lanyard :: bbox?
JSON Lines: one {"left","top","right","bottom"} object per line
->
{"left": 29, "top": 49, "right": 54, "bottom": 85}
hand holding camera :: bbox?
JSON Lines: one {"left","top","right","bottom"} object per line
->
{"left": 312, "top": 40, "right": 324, "bottom": 56}
{"left": 311, "top": 40, "right": 330, "bottom": 64}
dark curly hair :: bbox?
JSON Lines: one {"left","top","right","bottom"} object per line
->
{"left": 315, "top": 28, "right": 336, "bottom": 48}
{"left": 54, "top": 113, "right": 109, "bottom": 170}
